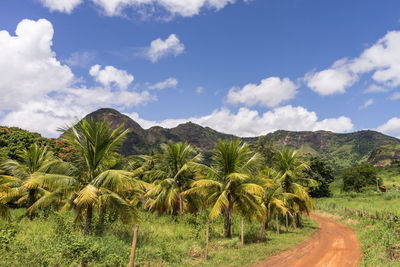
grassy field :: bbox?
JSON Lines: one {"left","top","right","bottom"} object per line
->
{"left": 313, "top": 164, "right": 400, "bottom": 266}
{"left": 0, "top": 209, "right": 317, "bottom": 267}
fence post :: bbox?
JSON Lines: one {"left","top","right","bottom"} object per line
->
{"left": 205, "top": 219, "right": 209, "bottom": 260}
{"left": 129, "top": 225, "right": 139, "bottom": 267}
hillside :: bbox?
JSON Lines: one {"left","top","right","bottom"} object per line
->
{"left": 84, "top": 108, "right": 400, "bottom": 169}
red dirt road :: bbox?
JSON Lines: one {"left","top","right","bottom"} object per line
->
{"left": 254, "top": 214, "right": 361, "bottom": 267}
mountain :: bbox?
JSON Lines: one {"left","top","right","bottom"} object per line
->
{"left": 84, "top": 108, "right": 400, "bottom": 169}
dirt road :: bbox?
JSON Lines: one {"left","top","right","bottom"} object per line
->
{"left": 254, "top": 214, "right": 361, "bottom": 267}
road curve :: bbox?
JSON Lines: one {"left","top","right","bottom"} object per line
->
{"left": 253, "top": 214, "right": 361, "bottom": 267}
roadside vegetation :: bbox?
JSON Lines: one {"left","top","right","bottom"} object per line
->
{"left": 0, "top": 119, "right": 318, "bottom": 266}
{"left": 315, "top": 162, "right": 400, "bottom": 266}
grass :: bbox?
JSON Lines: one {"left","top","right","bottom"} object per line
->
{"left": 0, "top": 209, "right": 318, "bottom": 267}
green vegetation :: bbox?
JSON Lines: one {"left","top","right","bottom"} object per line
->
{"left": 342, "top": 164, "right": 379, "bottom": 192}
{"left": 0, "top": 209, "right": 317, "bottom": 266}
{"left": 0, "top": 119, "right": 319, "bottom": 266}
{"left": 306, "top": 157, "right": 334, "bottom": 198}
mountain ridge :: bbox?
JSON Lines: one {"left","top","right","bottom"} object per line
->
{"left": 84, "top": 108, "right": 400, "bottom": 169}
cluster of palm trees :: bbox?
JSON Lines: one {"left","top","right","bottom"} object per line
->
{"left": 0, "top": 119, "right": 316, "bottom": 242}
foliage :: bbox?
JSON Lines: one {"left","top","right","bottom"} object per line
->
{"left": 306, "top": 157, "right": 334, "bottom": 198}
{"left": 0, "top": 209, "right": 317, "bottom": 267}
{"left": 187, "top": 139, "right": 264, "bottom": 237}
{"left": 144, "top": 142, "right": 202, "bottom": 215}
{"left": 342, "top": 164, "right": 379, "bottom": 192}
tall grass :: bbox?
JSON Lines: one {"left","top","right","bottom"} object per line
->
{"left": 0, "top": 209, "right": 317, "bottom": 266}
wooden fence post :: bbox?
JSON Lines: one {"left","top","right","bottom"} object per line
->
{"left": 241, "top": 217, "right": 244, "bottom": 247}
{"left": 205, "top": 219, "right": 209, "bottom": 260}
{"left": 129, "top": 225, "right": 139, "bottom": 267}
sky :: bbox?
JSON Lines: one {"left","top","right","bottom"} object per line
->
{"left": 0, "top": 0, "right": 400, "bottom": 138}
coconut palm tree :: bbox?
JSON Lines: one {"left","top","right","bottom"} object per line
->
{"left": 145, "top": 142, "right": 202, "bottom": 216}
{"left": 187, "top": 139, "right": 264, "bottom": 237}
{"left": 273, "top": 148, "right": 316, "bottom": 226}
{"left": 0, "top": 143, "right": 70, "bottom": 219}
{"left": 257, "top": 167, "right": 295, "bottom": 239}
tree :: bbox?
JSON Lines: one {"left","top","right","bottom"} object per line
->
{"left": 257, "top": 167, "right": 292, "bottom": 240}
{"left": 342, "top": 163, "right": 379, "bottom": 192}
{"left": 306, "top": 157, "right": 335, "bottom": 198}
{"left": 145, "top": 142, "right": 202, "bottom": 216}
{"left": 187, "top": 139, "right": 264, "bottom": 237}
{"left": 273, "top": 148, "right": 316, "bottom": 226}
{"left": 33, "top": 119, "right": 141, "bottom": 235}
{"left": 255, "top": 136, "right": 275, "bottom": 167}
{"left": 0, "top": 143, "right": 69, "bottom": 219}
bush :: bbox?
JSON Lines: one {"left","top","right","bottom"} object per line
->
{"left": 342, "top": 164, "right": 379, "bottom": 192}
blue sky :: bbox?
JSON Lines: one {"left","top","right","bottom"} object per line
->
{"left": 0, "top": 0, "right": 400, "bottom": 138}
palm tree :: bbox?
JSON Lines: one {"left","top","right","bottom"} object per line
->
{"left": 257, "top": 167, "right": 294, "bottom": 239}
{"left": 145, "top": 142, "right": 202, "bottom": 216}
{"left": 273, "top": 148, "right": 316, "bottom": 227}
{"left": 187, "top": 139, "right": 264, "bottom": 238}
{"left": 0, "top": 143, "right": 69, "bottom": 219}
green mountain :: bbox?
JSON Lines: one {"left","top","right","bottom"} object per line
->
{"left": 85, "top": 108, "right": 400, "bottom": 170}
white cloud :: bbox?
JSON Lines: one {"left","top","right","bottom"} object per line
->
{"left": 65, "top": 51, "right": 95, "bottom": 68}
{"left": 89, "top": 64, "right": 134, "bottom": 90}
{"left": 306, "top": 31, "right": 400, "bottom": 95}
{"left": 359, "top": 98, "right": 374, "bottom": 110}
{"left": 304, "top": 59, "right": 358, "bottom": 96}
{"left": 89, "top": 0, "right": 236, "bottom": 17}
{"left": 227, "top": 77, "right": 298, "bottom": 107}
{"left": 0, "top": 19, "right": 155, "bottom": 137}
{"left": 377, "top": 117, "right": 400, "bottom": 136}
{"left": 39, "top": 0, "right": 83, "bottom": 13}
{"left": 0, "top": 18, "right": 74, "bottom": 109}
{"left": 350, "top": 31, "right": 400, "bottom": 87}
{"left": 146, "top": 34, "right": 184, "bottom": 63}
{"left": 196, "top": 86, "right": 205, "bottom": 94}
{"left": 364, "top": 84, "right": 388, "bottom": 94}
{"left": 127, "top": 105, "right": 354, "bottom": 137}
{"left": 390, "top": 92, "right": 400, "bottom": 100}
{"left": 148, "top": 77, "right": 178, "bottom": 90}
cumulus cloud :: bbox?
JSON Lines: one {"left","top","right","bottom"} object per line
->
{"left": 359, "top": 98, "right": 374, "bottom": 110}
{"left": 146, "top": 34, "right": 184, "bottom": 63}
{"left": 0, "top": 19, "right": 155, "bottom": 137}
{"left": 89, "top": 0, "right": 236, "bottom": 17}
{"left": 377, "top": 118, "right": 400, "bottom": 136}
{"left": 227, "top": 77, "right": 298, "bottom": 107}
{"left": 39, "top": 0, "right": 83, "bottom": 13}
{"left": 304, "top": 59, "right": 358, "bottom": 96}
{"left": 148, "top": 77, "right": 178, "bottom": 90}
{"left": 305, "top": 31, "right": 400, "bottom": 95}
{"left": 0, "top": 18, "right": 74, "bottom": 109}
{"left": 89, "top": 64, "right": 134, "bottom": 90}
{"left": 126, "top": 105, "right": 354, "bottom": 137}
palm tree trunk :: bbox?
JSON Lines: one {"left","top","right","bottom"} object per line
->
{"left": 28, "top": 189, "right": 35, "bottom": 220}
{"left": 260, "top": 219, "right": 266, "bottom": 241}
{"left": 98, "top": 202, "right": 105, "bottom": 233}
{"left": 296, "top": 212, "right": 302, "bottom": 227}
{"left": 285, "top": 212, "right": 289, "bottom": 232}
{"left": 84, "top": 204, "right": 93, "bottom": 236}
{"left": 275, "top": 214, "right": 280, "bottom": 235}
{"left": 224, "top": 207, "right": 232, "bottom": 238}
{"left": 178, "top": 192, "right": 183, "bottom": 216}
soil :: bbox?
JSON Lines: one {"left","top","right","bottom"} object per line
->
{"left": 254, "top": 214, "right": 361, "bottom": 267}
